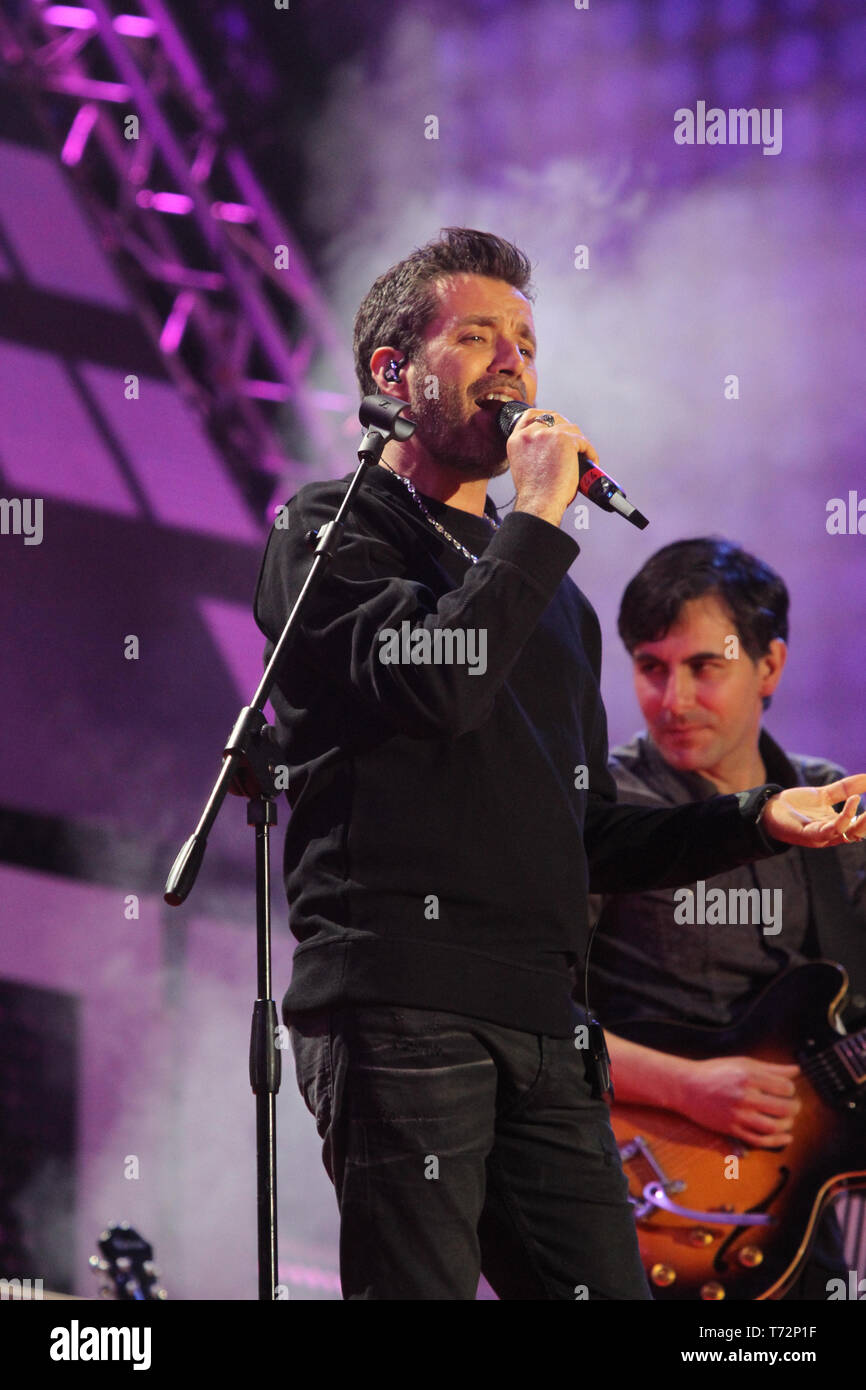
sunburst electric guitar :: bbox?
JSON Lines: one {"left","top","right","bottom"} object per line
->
{"left": 609, "top": 961, "right": 866, "bottom": 1300}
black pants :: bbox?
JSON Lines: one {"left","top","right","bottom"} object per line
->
{"left": 289, "top": 1004, "right": 652, "bottom": 1300}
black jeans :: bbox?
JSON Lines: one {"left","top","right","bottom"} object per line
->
{"left": 289, "top": 1004, "right": 652, "bottom": 1300}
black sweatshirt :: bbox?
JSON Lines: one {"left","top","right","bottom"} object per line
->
{"left": 253, "top": 464, "right": 786, "bottom": 1037}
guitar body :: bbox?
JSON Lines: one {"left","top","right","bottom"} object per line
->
{"left": 609, "top": 961, "right": 866, "bottom": 1300}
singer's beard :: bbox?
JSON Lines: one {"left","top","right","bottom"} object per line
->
{"left": 406, "top": 358, "right": 511, "bottom": 481}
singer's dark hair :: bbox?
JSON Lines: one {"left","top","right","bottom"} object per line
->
{"left": 618, "top": 538, "right": 789, "bottom": 708}
{"left": 353, "top": 227, "right": 535, "bottom": 397}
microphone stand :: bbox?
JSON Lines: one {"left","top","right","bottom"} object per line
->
{"left": 163, "top": 396, "right": 416, "bottom": 1300}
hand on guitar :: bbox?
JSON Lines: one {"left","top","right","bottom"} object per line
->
{"left": 676, "top": 1054, "right": 802, "bottom": 1147}
{"left": 608, "top": 965, "right": 866, "bottom": 1300}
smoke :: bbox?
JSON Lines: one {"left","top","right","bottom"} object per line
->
{"left": 298, "top": 0, "right": 866, "bottom": 765}
{"left": 1, "top": 866, "right": 337, "bottom": 1300}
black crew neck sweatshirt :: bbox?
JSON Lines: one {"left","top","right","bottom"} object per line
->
{"left": 254, "top": 463, "right": 787, "bottom": 1037}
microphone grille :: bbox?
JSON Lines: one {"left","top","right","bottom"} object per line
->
{"left": 496, "top": 400, "right": 530, "bottom": 437}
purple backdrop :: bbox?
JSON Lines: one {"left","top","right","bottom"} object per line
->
{"left": 1, "top": 0, "right": 864, "bottom": 1298}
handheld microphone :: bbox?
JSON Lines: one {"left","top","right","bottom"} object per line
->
{"left": 496, "top": 400, "right": 649, "bottom": 530}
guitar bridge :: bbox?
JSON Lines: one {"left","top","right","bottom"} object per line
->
{"left": 618, "top": 1134, "right": 685, "bottom": 1219}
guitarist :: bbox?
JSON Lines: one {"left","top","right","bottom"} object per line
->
{"left": 587, "top": 537, "right": 866, "bottom": 1299}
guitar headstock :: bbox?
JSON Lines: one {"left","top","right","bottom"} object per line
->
{"left": 89, "top": 1222, "right": 167, "bottom": 1301}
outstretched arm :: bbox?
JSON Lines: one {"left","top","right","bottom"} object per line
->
{"left": 584, "top": 779, "right": 866, "bottom": 894}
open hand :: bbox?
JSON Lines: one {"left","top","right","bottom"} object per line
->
{"left": 760, "top": 776, "right": 866, "bottom": 848}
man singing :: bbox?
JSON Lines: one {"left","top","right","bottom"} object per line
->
{"left": 253, "top": 228, "right": 866, "bottom": 1300}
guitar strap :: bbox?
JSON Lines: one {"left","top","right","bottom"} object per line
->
{"left": 800, "top": 844, "right": 866, "bottom": 1028}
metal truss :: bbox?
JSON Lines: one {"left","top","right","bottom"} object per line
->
{"left": 0, "top": 0, "right": 358, "bottom": 514}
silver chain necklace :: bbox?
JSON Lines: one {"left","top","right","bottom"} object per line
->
{"left": 381, "top": 463, "right": 500, "bottom": 564}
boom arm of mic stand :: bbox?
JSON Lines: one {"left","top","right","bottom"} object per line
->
{"left": 164, "top": 706, "right": 277, "bottom": 905}
{"left": 161, "top": 395, "right": 414, "bottom": 1300}
{"left": 163, "top": 395, "right": 416, "bottom": 907}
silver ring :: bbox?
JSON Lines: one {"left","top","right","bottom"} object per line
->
{"left": 539, "top": 413, "right": 555, "bottom": 427}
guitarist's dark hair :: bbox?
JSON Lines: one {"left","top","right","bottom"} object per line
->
{"left": 618, "top": 538, "right": 789, "bottom": 707}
